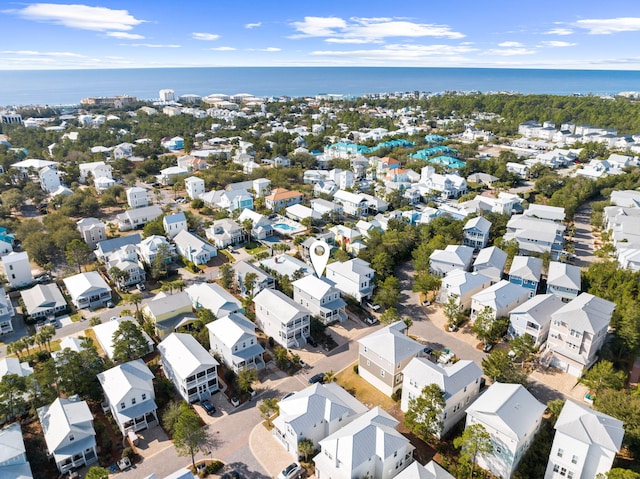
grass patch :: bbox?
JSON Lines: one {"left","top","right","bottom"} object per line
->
{"left": 50, "top": 339, "right": 61, "bottom": 352}
{"left": 69, "top": 312, "right": 83, "bottom": 323}
{"left": 249, "top": 246, "right": 267, "bottom": 255}
{"left": 219, "top": 249, "right": 236, "bottom": 263}
{"left": 82, "top": 329, "right": 106, "bottom": 356}
{"left": 335, "top": 362, "right": 398, "bottom": 412}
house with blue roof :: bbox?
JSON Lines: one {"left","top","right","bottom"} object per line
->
{"left": 424, "top": 134, "right": 447, "bottom": 143}
{"left": 0, "top": 227, "right": 15, "bottom": 256}
{"left": 428, "top": 156, "right": 466, "bottom": 169}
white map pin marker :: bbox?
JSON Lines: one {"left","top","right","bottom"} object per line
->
{"left": 309, "top": 240, "right": 330, "bottom": 278}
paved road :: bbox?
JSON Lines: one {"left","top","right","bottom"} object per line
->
{"left": 571, "top": 203, "right": 596, "bottom": 268}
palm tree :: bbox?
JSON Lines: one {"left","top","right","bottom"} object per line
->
{"left": 130, "top": 293, "right": 144, "bottom": 316}
{"left": 242, "top": 218, "right": 253, "bottom": 244}
{"left": 323, "top": 370, "right": 336, "bottom": 383}
{"left": 171, "top": 279, "right": 186, "bottom": 292}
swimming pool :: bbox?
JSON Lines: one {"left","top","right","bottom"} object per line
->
{"left": 272, "top": 221, "right": 306, "bottom": 236}
{"left": 273, "top": 223, "right": 296, "bottom": 232}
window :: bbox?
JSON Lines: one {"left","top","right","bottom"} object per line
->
{"left": 380, "top": 369, "right": 385, "bottom": 377}
{"left": 131, "top": 397, "right": 136, "bottom": 405}
{"left": 560, "top": 467, "right": 566, "bottom": 476}
{"left": 557, "top": 448, "right": 564, "bottom": 458}
{"left": 553, "top": 465, "right": 559, "bottom": 473}
{"left": 120, "top": 402, "right": 126, "bottom": 409}
{"left": 496, "top": 446, "right": 501, "bottom": 454}
{"left": 568, "top": 473, "right": 574, "bottom": 479}
{"left": 141, "top": 394, "right": 146, "bottom": 401}
{"left": 69, "top": 434, "right": 75, "bottom": 441}
{"left": 571, "top": 455, "right": 578, "bottom": 464}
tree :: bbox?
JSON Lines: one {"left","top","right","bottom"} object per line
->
{"left": 371, "top": 251, "right": 394, "bottom": 280}
{"left": 162, "top": 401, "right": 183, "bottom": 434}
{"left": 65, "top": 239, "right": 92, "bottom": 273}
{"left": 412, "top": 271, "right": 441, "bottom": 300}
{"left": 374, "top": 276, "right": 400, "bottom": 309}
{"left": 472, "top": 308, "right": 509, "bottom": 344}
{"left": 598, "top": 469, "right": 640, "bottom": 479}
{"left": 454, "top": 423, "right": 493, "bottom": 479}
{"left": 108, "top": 266, "right": 130, "bottom": 289}
{"left": 323, "top": 370, "right": 336, "bottom": 383}
{"left": 404, "top": 384, "right": 446, "bottom": 441}
{"left": 594, "top": 389, "right": 640, "bottom": 456}
{"left": 243, "top": 272, "right": 258, "bottom": 298}
{"left": 173, "top": 402, "right": 212, "bottom": 471}
{"left": 509, "top": 334, "right": 537, "bottom": 367}
{"left": 443, "top": 295, "right": 464, "bottom": 329}
{"left": 403, "top": 317, "right": 413, "bottom": 334}
{"left": 379, "top": 306, "right": 400, "bottom": 325}
{"left": 482, "top": 349, "right": 527, "bottom": 385}
{"left": 546, "top": 399, "right": 565, "bottom": 426}
{"left": 56, "top": 338, "right": 105, "bottom": 399}
{"left": 580, "top": 360, "right": 626, "bottom": 394}
{"left": 0, "top": 374, "right": 27, "bottom": 420}
{"left": 298, "top": 438, "right": 315, "bottom": 462}
{"left": 219, "top": 263, "right": 234, "bottom": 290}
{"left": 150, "top": 243, "right": 172, "bottom": 280}
{"left": 36, "top": 324, "right": 55, "bottom": 352}
{"left": 85, "top": 466, "right": 110, "bottom": 479}
{"left": 259, "top": 397, "right": 279, "bottom": 425}
{"left": 236, "top": 368, "right": 257, "bottom": 395}
{"left": 130, "top": 293, "right": 144, "bottom": 319}
{"left": 112, "top": 320, "right": 150, "bottom": 363}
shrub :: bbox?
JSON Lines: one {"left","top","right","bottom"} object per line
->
{"left": 206, "top": 460, "right": 224, "bottom": 474}
{"left": 353, "top": 364, "right": 359, "bottom": 374}
{"left": 268, "top": 336, "right": 275, "bottom": 348}
{"left": 391, "top": 388, "right": 402, "bottom": 402}
{"left": 122, "top": 447, "right": 135, "bottom": 460}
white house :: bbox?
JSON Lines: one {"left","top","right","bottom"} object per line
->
{"left": 465, "top": 382, "right": 546, "bottom": 479}
{"left": 395, "top": 461, "right": 455, "bottom": 479}
{"left": 184, "top": 282, "right": 242, "bottom": 318}
{"left": 0, "top": 293, "right": 15, "bottom": 335}
{"left": 473, "top": 246, "right": 508, "bottom": 284}
{"left": 273, "top": 383, "right": 368, "bottom": 460}
{"left": 233, "top": 260, "right": 274, "bottom": 297}
{"left": 159, "top": 166, "right": 188, "bottom": 186}
{"left": 264, "top": 188, "right": 303, "bottom": 211}
{"left": 207, "top": 312, "right": 265, "bottom": 373}
{"left": 0, "top": 422, "right": 34, "bottom": 479}
{"left": 401, "top": 358, "right": 483, "bottom": 438}
{"left": 117, "top": 205, "right": 163, "bottom": 231}
{"left": 185, "top": 176, "right": 205, "bottom": 200}
{"left": 333, "top": 189, "right": 369, "bottom": 216}
{"left": 62, "top": 271, "right": 111, "bottom": 309}
{"left": 20, "top": 283, "right": 67, "bottom": 319}
{"left": 419, "top": 166, "right": 467, "bottom": 199}
{"left": 314, "top": 407, "right": 414, "bottom": 479}
{"left": 37, "top": 397, "right": 98, "bottom": 474}
{"left": 503, "top": 215, "right": 565, "bottom": 260}
{"left": 2, "top": 251, "right": 32, "bottom": 288}
{"left": 260, "top": 254, "right": 310, "bottom": 279}
{"left": 205, "top": 218, "right": 245, "bottom": 249}
{"left": 545, "top": 293, "right": 616, "bottom": 377}
{"left": 173, "top": 230, "right": 216, "bottom": 265}
{"left": 470, "top": 280, "right": 530, "bottom": 321}
{"left": 39, "top": 166, "right": 61, "bottom": 193}
{"left": 544, "top": 400, "right": 624, "bottom": 479}
{"left": 508, "top": 256, "right": 543, "bottom": 298}
{"left": 325, "top": 258, "right": 375, "bottom": 302}
{"left": 546, "top": 262, "right": 581, "bottom": 302}
{"left": 508, "top": 294, "right": 564, "bottom": 347}
{"left": 463, "top": 217, "right": 492, "bottom": 250}
{"left": 292, "top": 275, "right": 347, "bottom": 324}
{"left": 137, "top": 235, "right": 175, "bottom": 265}
{"left": 254, "top": 288, "right": 311, "bottom": 348}
{"left": 238, "top": 209, "right": 273, "bottom": 240}
{"left": 158, "top": 333, "right": 219, "bottom": 403}
{"left": 77, "top": 218, "right": 107, "bottom": 250}
{"left": 163, "top": 212, "right": 188, "bottom": 239}
{"left": 429, "top": 245, "right": 474, "bottom": 278}
{"left": 93, "top": 317, "right": 154, "bottom": 360}
{"left": 97, "top": 359, "right": 158, "bottom": 435}
{"left": 358, "top": 321, "right": 426, "bottom": 397}
{"left": 0, "top": 357, "right": 33, "bottom": 380}
{"left": 438, "top": 270, "right": 493, "bottom": 312}
{"left": 79, "top": 161, "right": 112, "bottom": 183}
{"left": 126, "top": 186, "right": 149, "bottom": 209}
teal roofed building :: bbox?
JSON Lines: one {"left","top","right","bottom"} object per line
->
{"left": 428, "top": 156, "right": 466, "bottom": 169}
{"left": 325, "top": 142, "right": 367, "bottom": 158}
{"left": 411, "top": 145, "right": 458, "bottom": 160}
{"left": 424, "top": 134, "right": 447, "bottom": 143}
{"left": 0, "top": 227, "right": 14, "bottom": 255}
{"left": 366, "top": 139, "right": 415, "bottom": 153}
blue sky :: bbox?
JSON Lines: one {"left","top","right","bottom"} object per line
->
{"left": 1, "top": 1, "right": 640, "bottom": 70}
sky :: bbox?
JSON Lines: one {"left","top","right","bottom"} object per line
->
{"left": 1, "top": 1, "right": 640, "bottom": 70}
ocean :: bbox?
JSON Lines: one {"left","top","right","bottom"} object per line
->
{"left": 1, "top": 67, "right": 640, "bottom": 107}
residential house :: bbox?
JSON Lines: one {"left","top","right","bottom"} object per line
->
{"left": 544, "top": 400, "right": 624, "bottom": 479}
{"left": 39, "top": 166, "right": 61, "bottom": 193}
{"left": 37, "top": 397, "right": 98, "bottom": 474}
{"left": 226, "top": 178, "right": 271, "bottom": 197}
{"left": 401, "top": 358, "right": 483, "bottom": 438}
{"left": 77, "top": 218, "right": 107, "bottom": 250}
{"left": 503, "top": 215, "right": 565, "bottom": 260}
{"left": 161, "top": 136, "right": 184, "bottom": 151}
{"left": 173, "top": 230, "right": 216, "bottom": 265}
{"left": 465, "top": 383, "right": 546, "bottom": 479}
{"left": 137, "top": 235, "right": 175, "bottom": 266}
{"left": 358, "top": 321, "right": 425, "bottom": 397}
{"left": 260, "top": 254, "right": 311, "bottom": 280}
{"left": 328, "top": 224, "right": 363, "bottom": 254}
{"left": 107, "top": 254, "right": 146, "bottom": 288}
{"left": 158, "top": 333, "right": 219, "bottom": 403}
{"left": 0, "top": 226, "right": 15, "bottom": 256}
{"left": 313, "top": 407, "right": 414, "bottom": 479}
{"left": 438, "top": 270, "right": 493, "bottom": 312}
{"left": 0, "top": 357, "right": 33, "bottom": 380}
{"left": 470, "top": 280, "right": 530, "bottom": 321}
{"left": 265, "top": 188, "right": 303, "bottom": 211}
{"left": 463, "top": 217, "right": 492, "bottom": 250}
{"left": 273, "top": 383, "right": 368, "bottom": 459}
{"left": 524, "top": 204, "right": 566, "bottom": 223}
{"left": 184, "top": 282, "right": 242, "bottom": 318}
{"left": 63, "top": 271, "right": 111, "bottom": 309}
{"left": 20, "top": 284, "right": 67, "bottom": 319}
{"left": 93, "top": 317, "right": 154, "bottom": 360}
{"left": 325, "top": 258, "right": 375, "bottom": 303}
{"left": 201, "top": 188, "right": 254, "bottom": 212}
{"left": 97, "top": 359, "right": 158, "bottom": 435}
{"left": 185, "top": 176, "right": 205, "bottom": 200}
{"left": 208, "top": 312, "right": 265, "bottom": 373}
{"left": 233, "top": 260, "right": 274, "bottom": 297}
{"left": 546, "top": 262, "right": 581, "bottom": 302}
{"left": 205, "top": 218, "right": 245, "bottom": 248}
{"left": 163, "top": 212, "right": 188, "bottom": 239}
{"left": 472, "top": 246, "right": 507, "bottom": 284}
{"left": 508, "top": 294, "right": 564, "bottom": 347}
{"left": 95, "top": 234, "right": 142, "bottom": 263}
{"left": 159, "top": 166, "right": 188, "bottom": 186}
{"left": 117, "top": 205, "right": 163, "bottom": 231}
{"left": 2, "top": 252, "right": 33, "bottom": 288}
{"left": 141, "top": 292, "right": 194, "bottom": 339}
{"left": 429, "top": 245, "right": 474, "bottom": 278}
{"left": 126, "top": 186, "right": 149, "bottom": 209}
{"left": 545, "top": 293, "right": 616, "bottom": 377}
{"left": 238, "top": 209, "right": 273, "bottom": 240}
{"left": 0, "top": 422, "right": 34, "bottom": 479}
{"left": 293, "top": 275, "right": 347, "bottom": 324}
{"left": 509, "top": 256, "right": 543, "bottom": 298}
{"left": 301, "top": 234, "right": 336, "bottom": 263}
{"left": 311, "top": 198, "right": 343, "bottom": 218}
{"left": 419, "top": 166, "right": 467, "bottom": 199}
{"left": 0, "top": 293, "right": 15, "bottom": 335}
{"left": 395, "top": 461, "right": 455, "bottom": 479}
{"left": 254, "top": 289, "right": 311, "bottom": 348}
{"left": 177, "top": 155, "right": 208, "bottom": 172}
{"left": 333, "top": 189, "right": 369, "bottom": 217}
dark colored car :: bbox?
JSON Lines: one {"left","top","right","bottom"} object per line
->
{"left": 307, "top": 336, "right": 318, "bottom": 347}
{"left": 308, "top": 373, "right": 325, "bottom": 384}
{"left": 201, "top": 399, "right": 216, "bottom": 415}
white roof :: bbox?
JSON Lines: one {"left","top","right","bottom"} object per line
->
{"left": 554, "top": 400, "right": 624, "bottom": 453}
{"left": 63, "top": 271, "right": 109, "bottom": 299}
{"left": 509, "top": 294, "right": 564, "bottom": 326}
{"left": 551, "top": 293, "right": 615, "bottom": 334}
{"left": 442, "top": 270, "right": 492, "bottom": 296}
{"left": 97, "top": 359, "right": 155, "bottom": 405}
{"left": 158, "top": 333, "right": 218, "bottom": 379}
{"left": 93, "top": 317, "right": 154, "bottom": 359}
{"left": 473, "top": 246, "right": 507, "bottom": 271}
{"left": 396, "top": 461, "right": 455, "bottom": 479}
{"left": 11, "top": 158, "right": 57, "bottom": 169}
{"left": 464, "top": 216, "right": 491, "bottom": 233}
{"left": 403, "top": 358, "right": 482, "bottom": 400}
{"left": 358, "top": 321, "right": 424, "bottom": 364}
{"left": 466, "top": 382, "right": 546, "bottom": 441}
{"left": 524, "top": 204, "right": 565, "bottom": 222}
{"left": 206, "top": 312, "right": 257, "bottom": 348}
{"left": 254, "top": 288, "right": 310, "bottom": 323}
{"left": 184, "top": 283, "right": 241, "bottom": 317}
{"left": 509, "top": 256, "right": 543, "bottom": 281}
{"left": 430, "top": 245, "right": 474, "bottom": 268}
{"left": 293, "top": 275, "right": 336, "bottom": 300}
{"left": 326, "top": 258, "right": 374, "bottom": 281}
{"left": 471, "top": 280, "right": 530, "bottom": 311}
{"left": 37, "top": 397, "right": 94, "bottom": 454}
{"left": 0, "top": 358, "right": 33, "bottom": 378}
{"left": 0, "top": 422, "right": 26, "bottom": 465}
{"left": 173, "top": 230, "right": 216, "bottom": 254}
{"left": 260, "top": 254, "right": 310, "bottom": 279}
{"left": 547, "top": 261, "right": 581, "bottom": 290}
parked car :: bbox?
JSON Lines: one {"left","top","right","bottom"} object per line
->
{"left": 247, "top": 386, "right": 256, "bottom": 398}
{"left": 482, "top": 342, "right": 494, "bottom": 353}
{"left": 364, "top": 316, "right": 378, "bottom": 325}
{"left": 278, "top": 462, "right": 304, "bottom": 479}
{"left": 308, "top": 373, "right": 325, "bottom": 385}
{"left": 366, "top": 302, "right": 381, "bottom": 311}
{"left": 106, "top": 301, "right": 115, "bottom": 308}
{"left": 136, "top": 282, "right": 145, "bottom": 291}
{"left": 306, "top": 336, "right": 318, "bottom": 347}
{"left": 298, "top": 359, "right": 308, "bottom": 369}
{"left": 201, "top": 399, "right": 216, "bottom": 415}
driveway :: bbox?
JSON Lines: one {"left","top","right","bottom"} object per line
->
{"left": 571, "top": 203, "right": 596, "bottom": 268}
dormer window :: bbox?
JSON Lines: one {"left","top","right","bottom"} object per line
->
{"left": 69, "top": 434, "right": 74, "bottom": 441}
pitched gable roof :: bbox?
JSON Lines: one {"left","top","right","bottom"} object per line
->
{"left": 554, "top": 400, "right": 624, "bottom": 453}
{"left": 358, "top": 321, "right": 424, "bottom": 364}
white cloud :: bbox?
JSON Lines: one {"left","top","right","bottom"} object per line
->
{"left": 5, "top": 3, "right": 145, "bottom": 31}
{"left": 192, "top": 32, "right": 220, "bottom": 41}
{"left": 126, "top": 43, "right": 181, "bottom": 48}
{"left": 291, "top": 16, "right": 464, "bottom": 42}
{"left": 546, "top": 27, "right": 573, "bottom": 35}
{"left": 107, "top": 32, "right": 144, "bottom": 40}
{"left": 247, "top": 47, "right": 281, "bottom": 52}
{"left": 483, "top": 47, "right": 536, "bottom": 56}
{"left": 538, "top": 40, "right": 575, "bottom": 47}
{"left": 311, "top": 43, "right": 476, "bottom": 62}
{"left": 1, "top": 50, "right": 85, "bottom": 57}
{"left": 575, "top": 17, "right": 640, "bottom": 35}
{"left": 245, "top": 22, "right": 262, "bottom": 29}
{"left": 210, "top": 46, "right": 236, "bottom": 51}
{"left": 498, "top": 41, "right": 523, "bottom": 47}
